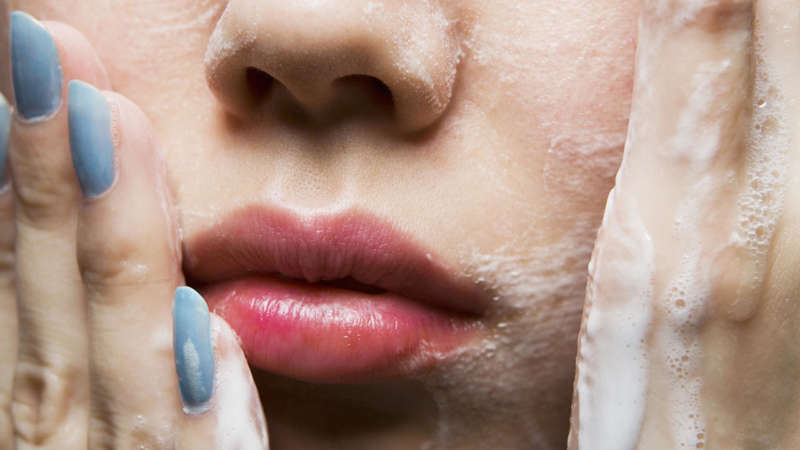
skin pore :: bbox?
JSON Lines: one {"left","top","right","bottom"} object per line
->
{"left": 4, "top": 0, "right": 638, "bottom": 448}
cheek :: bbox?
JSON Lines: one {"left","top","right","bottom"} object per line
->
{"left": 437, "top": 1, "right": 638, "bottom": 314}
{"left": 455, "top": 0, "right": 636, "bottom": 219}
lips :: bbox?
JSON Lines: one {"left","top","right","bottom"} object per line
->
{"left": 183, "top": 206, "right": 487, "bottom": 382}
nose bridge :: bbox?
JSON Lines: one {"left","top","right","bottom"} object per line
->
{"left": 204, "top": 0, "right": 460, "bottom": 132}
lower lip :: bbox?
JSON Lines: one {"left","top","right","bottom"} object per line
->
{"left": 200, "top": 276, "right": 477, "bottom": 383}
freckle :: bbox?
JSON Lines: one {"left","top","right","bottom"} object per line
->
{"left": 676, "top": 299, "right": 686, "bottom": 308}
{"left": 696, "top": 442, "right": 704, "bottom": 448}
{"left": 697, "top": 433, "right": 704, "bottom": 439}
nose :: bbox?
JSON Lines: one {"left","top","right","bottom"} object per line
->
{"left": 204, "top": 0, "right": 461, "bottom": 132}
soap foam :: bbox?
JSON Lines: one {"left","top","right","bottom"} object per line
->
{"left": 415, "top": 215, "right": 599, "bottom": 448}
{"left": 573, "top": 187, "right": 654, "bottom": 450}
{"left": 210, "top": 318, "right": 268, "bottom": 450}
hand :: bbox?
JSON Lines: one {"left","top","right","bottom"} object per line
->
{"left": 1, "top": 12, "right": 267, "bottom": 449}
{"left": 569, "top": 0, "right": 800, "bottom": 448}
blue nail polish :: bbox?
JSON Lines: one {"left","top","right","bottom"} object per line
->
{"left": 173, "top": 286, "right": 215, "bottom": 413}
{"left": 0, "top": 96, "right": 10, "bottom": 186}
{"left": 11, "top": 11, "right": 63, "bottom": 120}
{"left": 68, "top": 80, "right": 115, "bottom": 197}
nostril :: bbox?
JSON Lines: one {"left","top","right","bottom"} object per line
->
{"left": 335, "top": 75, "right": 393, "bottom": 108}
{"left": 204, "top": 1, "right": 457, "bottom": 132}
{"left": 245, "top": 67, "right": 274, "bottom": 106}
{"left": 331, "top": 75, "right": 395, "bottom": 119}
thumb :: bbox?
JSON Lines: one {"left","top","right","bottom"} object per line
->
{"left": 173, "top": 287, "right": 268, "bottom": 449}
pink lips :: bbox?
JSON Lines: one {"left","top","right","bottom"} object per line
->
{"left": 183, "top": 207, "right": 487, "bottom": 382}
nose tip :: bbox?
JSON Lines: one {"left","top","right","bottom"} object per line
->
{"left": 204, "top": 0, "right": 460, "bottom": 132}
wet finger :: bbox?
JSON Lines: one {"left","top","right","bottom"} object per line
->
{"left": 9, "top": 12, "right": 110, "bottom": 448}
{"left": 68, "top": 83, "right": 184, "bottom": 447}
{"left": 0, "top": 95, "right": 15, "bottom": 450}
{"left": 173, "top": 288, "right": 268, "bottom": 450}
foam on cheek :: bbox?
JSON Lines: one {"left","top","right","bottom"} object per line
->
{"left": 409, "top": 92, "right": 623, "bottom": 447}
{"left": 410, "top": 217, "right": 598, "bottom": 449}
{"left": 543, "top": 132, "right": 626, "bottom": 202}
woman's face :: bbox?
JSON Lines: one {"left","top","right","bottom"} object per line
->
{"left": 8, "top": 0, "right": 637, "bottom": 447}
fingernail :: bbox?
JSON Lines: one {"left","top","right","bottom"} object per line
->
{"left": 11, "top": 11, "right": 63, "bottom": 120}
{"left": 0, "top": 95, "right": 10, "bottom": 186}
{"left": 67, "top": 80, "right": 115, "bottom": 197}
{"left": 173, "top": 286, "right": 215, "bottom": 414}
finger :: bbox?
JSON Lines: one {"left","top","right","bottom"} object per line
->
{"left": 173, "top": 288, "right": 268, "bottom": 450}
{"left": 68, "top": 83, "right": 184, "bottom": 447}
{"left": 702, "top": 1, "right": 800, "bottom": 447}
{"left": 601, "top": 0, "right": 758, "bottom": 321}
{"left": 9, "top": 11, "right": 110, "bottom": 448}
{"left": 0, "top": 95, "right": 16, "bottom": 450}
{"left": 624, "top": 0, "right": 753, "bottom": 185}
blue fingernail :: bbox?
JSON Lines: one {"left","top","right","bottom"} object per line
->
{"left": 0, "top": 96, "right": 10, "bottom": 186}
{"left": 11, "top": 11, "right": 63, "bottom": 120}
{"left": 173, "top": 286, "right": 215, "bottom": 414}
{"left": 68, "top": 80, "right": 115, "bottom": 197}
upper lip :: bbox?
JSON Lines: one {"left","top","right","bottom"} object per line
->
{"left": 182, "top": 205, "right": 489, "bottom": 315}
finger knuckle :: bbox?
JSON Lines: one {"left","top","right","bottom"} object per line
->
{"left": 12, "top": 360, "right": 84, "bottom": 446}
{"left": 693, "top": 0, "right": 752, "bottom": 31}
{"left": 709, "top": 246, "right": 764, "bottom": 321}
{"left": 649, "top": 0, "right": 753, "bottom": 31}
{"left": 77, "top": 210, "right": 176, "bottom": 291}
{"left": 0, "top": 410, "right": 11, "bottom": 450}
{"left": 10, "top": 133, "right": 79, "bottom": 225}
{"left": 78, "top": 235, "right": 148, "bottom": 288}
{"left": 0, "top": 388, "right": 12, "bottom": 443}
{"left": 91, "top": 419, "right": 174, "bottom": 450}
{"left": 14, "top": 182, "right": 79, "bottom": 227}
{"left": 0, "top": 247, "right": 15, "bottom": 287}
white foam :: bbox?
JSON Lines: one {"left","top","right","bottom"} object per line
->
{"left": 574, "top": 187, "right": 654, "bottom": 450}
{"left": 210, "top": 318, "right": 268, "bottom": 450}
